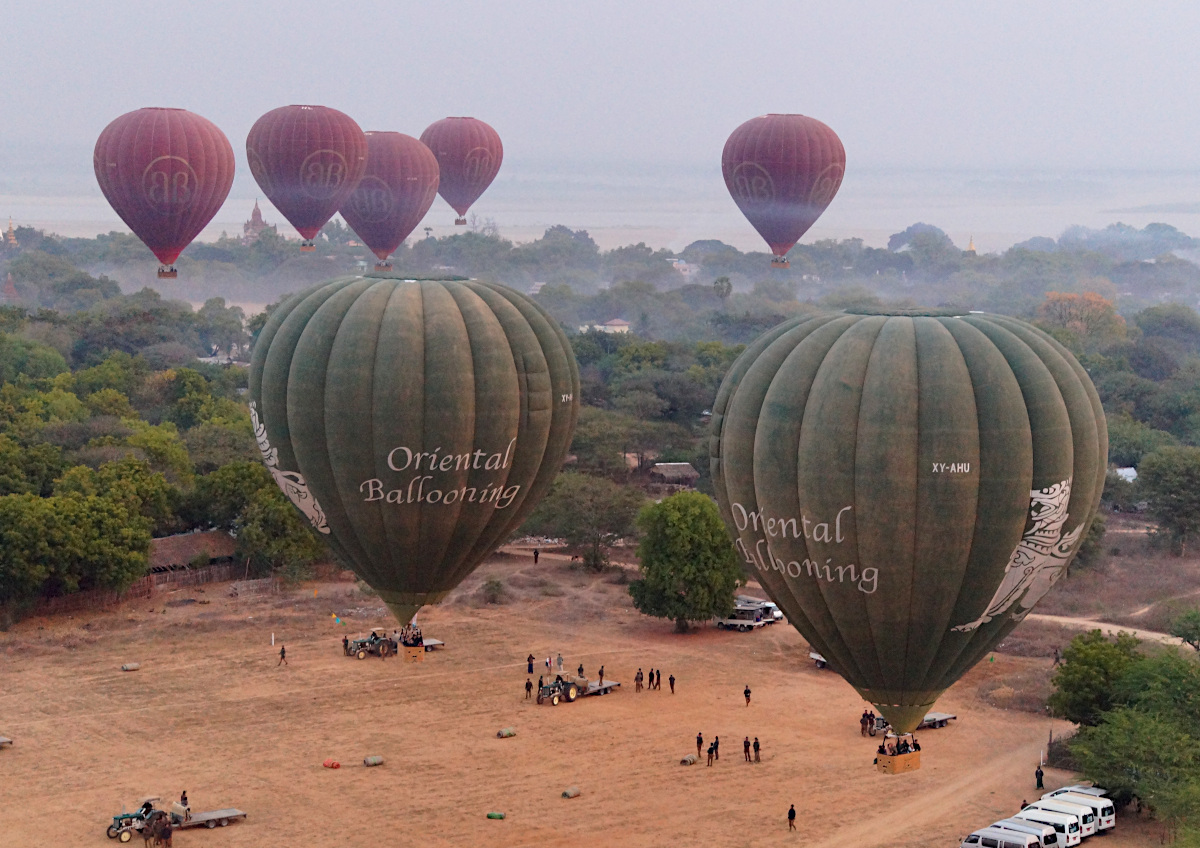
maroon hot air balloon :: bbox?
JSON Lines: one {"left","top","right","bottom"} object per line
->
{"left": 419, "top": 117, "right": 502, "bottom": 225}
{"left": 722, "top": 114, "right": 845, "bottom": 268}
{"left": 339, "top": 132, "right": 440, "bottom": 269}
{"left": 245, "top": 105, "right": 367, "bottom": 251}
{"left": 94, "top": 108, "right": 235, "bottom": 279}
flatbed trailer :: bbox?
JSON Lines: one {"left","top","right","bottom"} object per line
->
{"left": 582, "top": 679, "right": 620, "bottom": 696}
{"left": 420, "top": 638, "right": 444, "bottom": 651}
{"left": 917, "top": 712, "right": 955, "bottom": 729}
{"left": 174, "top": 808, "right": 247, "bottom": 829}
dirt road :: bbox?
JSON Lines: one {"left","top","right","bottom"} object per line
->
{"left": 1025, "top": 613, "right": 1185, "bottom": 646}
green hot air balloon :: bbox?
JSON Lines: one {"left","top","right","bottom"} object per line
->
{"left": 249, "top": 273, "right": 580, "bottom": 625}
{"left": 710, "top": 308, "right": 1106, "bottom": 734}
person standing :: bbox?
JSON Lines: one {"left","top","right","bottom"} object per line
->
{"left": 277, "top": 644, "right": 287, "bottom": 666}
{"left": 578, "top": 663, "right": 584, "bottom": 677}
{"left": 525, "top": 679, "right": 533, "bottom": 699}
{"left": 342, "top": 635, "right": 349, "bottom": 656}
{"left": 527, "top": 654, "right": 535, "bottom": 674}
{"left": 533, "top": 548, "right": 540, "bottom": 564}
{"left": 707, "top": 742, "right": 715, "bottom": 766}
{"left": 635, "top": 669, "right": 642, "bottom": 692}
{"left": 714, "top": 736, "right": 719, "bottom": 760}
{"left": 598, "top": 665, "right": 604, "bottom": 686}
{"left": 744, "top": 737, "right": 751, "bottom": 762}
{"left": 753, "top": 737, "right": 760, "bottom": 762}
{"left": 788, "top": 804, "right": 796, "bottom": 831}
{"left": 860, "top": 710, "right": 870, "bottom": 736}
{"left": 669, "top": 674, "right": 675, "bottom": 693}
{"left": 655, "top": 669, "right": 662, "bottom": 690}
{"left": 557, "top": 653, "right": 564, "bottom": 673}
{"left": 1035, "top": 765, "right": 1044, "bottom": 789}
{"left": 696, "top": 732, "right": 703, "bottom": 758}
{"left": 744, "top": 685, "right": 751, "bottom": 706}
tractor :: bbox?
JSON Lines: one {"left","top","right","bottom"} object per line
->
{"left": 347, "top": 629, "right": 397, "bottom": 659}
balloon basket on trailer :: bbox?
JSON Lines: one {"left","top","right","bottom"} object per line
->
{"left": 455, "top": 217, "right": 467, "bottom": 226}
{"left": 157, "top": 267, "right": 178, "bottom": 279}
{"left": 374, "top": 261, "right": 393, "bottom": 272}
{"left": 300, "top": 240, "right": 316, "bottom": 252}
{"left": 770, "top": 257, "right": 790, "bottom": 269}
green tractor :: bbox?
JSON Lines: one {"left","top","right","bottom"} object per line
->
{"left": 346, "top": 629, "right": 397, "bottom": 659}
{"left": 537, "top": 676, "right": 580, "bottom": 705}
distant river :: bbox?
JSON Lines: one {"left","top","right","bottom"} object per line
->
{"left": 5, "top": 162, "right": 1200, "bottom": 255}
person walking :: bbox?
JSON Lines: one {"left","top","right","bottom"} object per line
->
{"left": 669, "top": 673, "right": 675, "bottom": 693}
{"left": 533, "top": 548, "right": 540, "bottom": 564}
{"left": 744, "top": 737, "right": 751, "bottom": 762}
{"left": 635, "top": 669, "right": 642, "bottom": 692}
{"left": 525, "top": 679, "right": 533, "bottom": 699}
{"left": 277, "top": 644, "right": 287, "bottom": 666}
{"left": 714, "top": 736, "right": 719, "bottom": 760}
{"left": 696, "top": 732, "right": 703, "bottom": 758}
{"left": 707, "top": 742, "right": 715, "bottom": 766}
{"left": 860, "top": 710, "right": 871, "bottom": 736}
{"left": 556, "top": 653, "right": 564, "bottom": 673}
{"left": 527, "top": 654, "right": 535, "bottom": 674}
{"left": 1052, "top": 647, "right": 1061, "bottom": 667}
{"left": 788, "top": 804, "right": 796, "bottom": 831}
{"left": 744, "top": 684, "right": 752, "bottom": 706}
{"left": 753, "top": 737, "right": 760, "bottom": 762}
{"left": 1035, "top": 765, "right": 1044, "bottom": 789}
{"left": 655, "top": 669, "right": 662, "bottom": 690}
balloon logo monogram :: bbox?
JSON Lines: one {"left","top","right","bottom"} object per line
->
{"left": 348, "top": 176, "right": 395, "bottom": 223}
{"left": 300, "top": 150, "right": 351, "bottom": 199}
{"left": 730, "top": 162, "right": 776, "bottom": 204}
{"left": 462, "top": 147, "right": 495, "bottom": 185}
{"left": 806, "top": 162, "right": 846, "bottom": 210}
{"left": 141, "top": 156, "right": 197, "bottom": 214}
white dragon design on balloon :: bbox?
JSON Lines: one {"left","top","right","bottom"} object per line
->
{"left": 249, "top": 401, "right": 329, "bottom": 534}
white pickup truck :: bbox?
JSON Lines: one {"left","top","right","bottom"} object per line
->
{"left": 715, "top": 604, "right": 769, "bottom": 631}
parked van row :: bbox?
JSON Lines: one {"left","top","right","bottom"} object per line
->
{"left": 960, "top": 785, "right": 1115, "bottom": 848}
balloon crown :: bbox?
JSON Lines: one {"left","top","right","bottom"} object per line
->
{"left": 843, "top": 307, "right": 967, "bottom": 318}
{"left": 362, "top": 271, "right": 471, "bottom": 282}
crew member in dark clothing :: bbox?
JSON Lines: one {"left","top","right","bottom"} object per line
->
{"left": 744, "top": 685, "right": 751, "bottom": 706}
{"left": 527, "top": 654, "right": 535, "bottom": 674}
{"left": 525, "top": 679, "right": 533, "bottom": 699}
{"left": 537, "top": 676, "right": 544, "bottom": 700}
{"left": 707, "top": 743, "right": 715, "bottom": 766}
{"left": 753, "top": 737, "right": 760, "bottom": 762}
{"left": 655, "top": 669, "right": 662, "bottom": 690}
{"left": 744, "top": 737, "right": 751, "bottom": 761}
{"left": 696, "top": 732, "right": 703, "bottom": 757}
{"left": 578, "top": 663, "right": 584, "bottom": 677}
{"left": 788, "top": 804, "right": 796, "bottom": 831}
{"left": 533, "top": 548, "right": 540, "bottom": 564}
{"left": 1035, "top": 765, "right": 1044, "bottom": 789}
{"left": 598, "top": 665, "right": 604, "bottom": 685}
{"left": 342, "top": 635, "right": 349, "bottom": 655}
{"left": 277, "top": 645, "right": 287, "bottom": 666}
{"left": 669, "top": 674, "right": 675, "bottom": 693}
{"left": 713, "top": 736, "right": 719, "bottom": 760}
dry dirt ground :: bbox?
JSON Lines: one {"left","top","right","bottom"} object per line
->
{"left": 0, "top": 549, "right": 1167, "bottom": 848}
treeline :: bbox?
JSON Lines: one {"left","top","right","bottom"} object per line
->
{"left": 0, "top": 322, "right": 324, "bottom": 621}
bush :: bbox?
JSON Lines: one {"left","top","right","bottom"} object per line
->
{"left": 481, "top": 578, "right": 505, "bottom": 605}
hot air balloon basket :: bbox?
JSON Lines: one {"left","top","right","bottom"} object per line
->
{"left": 455, "top": 218, "right": 467, "bottom": 225}
{"left": 157, "top": 268, "right": 177, "bottom": 279}
{"left": 876, "top": 751, "right": 920, "bottom": 774}
{"left": 405, "top": 646, "right": 424, "bottom": 663}
{"left": 770, "top": 257, "right": 790, "bottom": 268}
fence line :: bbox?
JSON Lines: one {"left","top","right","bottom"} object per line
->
{"left": 32, "top": 562, "right": 244, "bottom": 616}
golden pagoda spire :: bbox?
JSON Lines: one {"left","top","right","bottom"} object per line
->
{"left": 966, "top": 234, "right": 976, "bottom": 254}
{"left": 5, "top": 218, "right": 16, "bottom": 246}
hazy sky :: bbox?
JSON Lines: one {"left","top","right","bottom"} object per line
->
{"left": 4, "top": 1, "right": 1198, "bottom": 172}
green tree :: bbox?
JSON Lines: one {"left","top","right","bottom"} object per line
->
{"left": 182, "top": 461, "right": 275, "bottom": 530}
{"left": 1106, "top": 413, "right": 1177, "bottom": 467}
{"left": 1171, "top": 610, "right": 1200, "bottom": 653}
{"left": 1139, "top": 446, "right": 1200, "bottom": 553}
{"left": 0, "top": 333, "right": 68, "bottom": 382}
{"left": 522, "top": 472, "right": 644, "bottom": 570}
{"left": 1048, "top": 629, "right": 1141, "bottom": 726}
{"left": 1071, "top": 708, "right": 1197, "bottom": 810}
{"left": 235, "top": 488, "right": 324, "bottom": 582}
{"left": 55, "top": 457, "right": 178, "bottom": 534}
{"left": 628, "top": 491, "right": 744, "bottom": 632}
{"left": 1072, "top": 514, "right": 1107, "bottom": 570}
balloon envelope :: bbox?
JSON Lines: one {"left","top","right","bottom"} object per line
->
{"left": 722, "top": 114, "right": 845, "bottom": 259}
{"left": 419, "top": 118, "right": 503, "bottom": 221}
{"left": 246, "top": 105, "right": 367, "bottom": 242}
{"left": 93, "top": 107, "right": 235, "bottom": 268}
{"left": 339, "top": 132, "right": 439, "bottom": 263}
{"left": 710, "top": 309, "right": 1106, "bottom": 732}
{"left": 249, "top": 273, "right": 579, "bottom": 625}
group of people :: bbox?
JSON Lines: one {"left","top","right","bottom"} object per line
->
{"left": 875, "top": 736, "right": 920, "bottom": 757}
{"left": 634, "top": 667, "right": 674, "bottom": 693}
{"left": 859, "top": 709, "right": 877, "bottom": 735}
{"left": 696, "top": 732, "right": 761, "bottom": 765}
{"left": 397, "top": 625, "right": 423, "bottom": 647}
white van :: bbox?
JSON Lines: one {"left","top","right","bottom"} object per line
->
{"left": 1015, "top": 809, "right": 1081, "bottom": 846}
{"left": 736, "top": 595, "right": 783, "bottom": 622}
{"left": 1054, "top": 784, "right": 1108, "bottom": 800}
{"left": 960, "top": 827, "right": 1041, "bottom": 848}
{"left": 1028, "top": 799, "right": 1095, "bottom": 837}
{"left": 1043, "top": 791, "right": 1115, "bottom": 832}
{"left": 992, "top": 817, "right": 1059, "bottom": 847}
